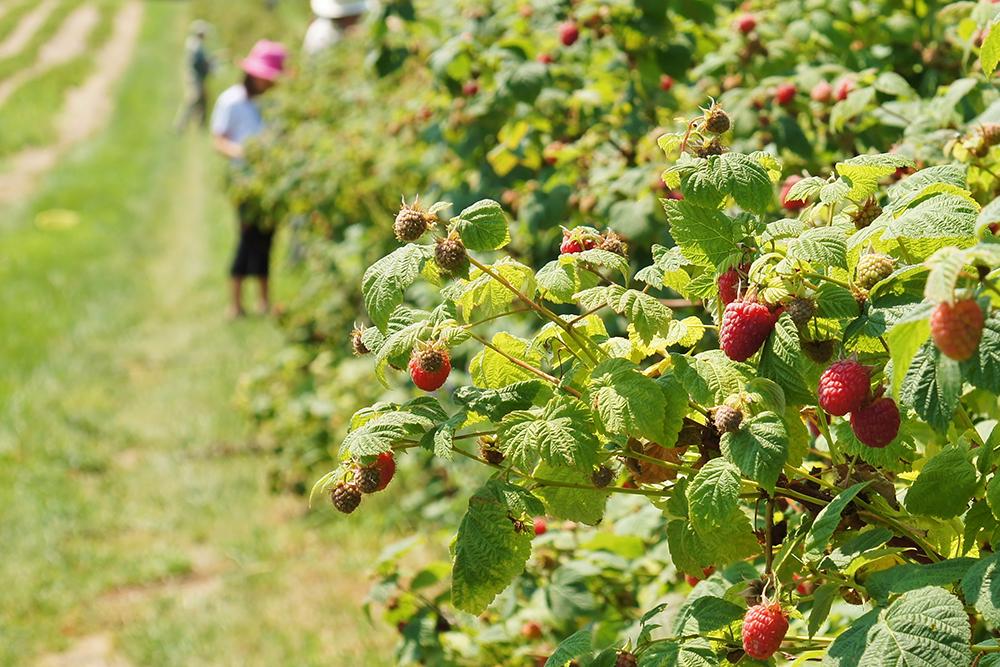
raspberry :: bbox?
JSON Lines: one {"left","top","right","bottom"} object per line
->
{"left": 600, "top": 231, "right": 628, "bottom": 257}
{"left": 521, "top": 620, "right": 543, "bottom": 639}
{"left": 855, "top": 253, "right": 894, "bottom": 290}
{"left": 786, "top": 297, "right": 816, "bottom": 327}
{"left": 462, "top": 79, "right": 479, "bottom": 97}
{"left": 695, "top": 136, "right": 726, "bottom": 157}
{"left": 718, "top": 264, "right": 750, "bottom": 305}
{"left": 408, "top": 345, "right": 451, "bottom": 391}
{"left": 533, "top": 517, "right": 547, "bottom": 536}
{"left": 775, "top": 83, "right": 797, "bottom": 106}
{"left": 479, "top": 435, "right": 505, "bottom": 465}
{"left": 357, "top": 466, "right": 382, "bottom": 494}
{"left": 982, "top": 123, "right": 1000, "bottom": 147}
{"left": 780, "top": 175, "right": 807, "bottom": 210}
{"left": 615, "top": 650, "right": 638, "bottom": 667}
{"left": 350, "top": 326, "right": 370, "bottom": 356}
{"left": 818, "top": 359, "right": 870, "bottom": 416}
{"left": 331, "top": 483, "right": 362, "bottom": 514}
{"left": 850, "top": 397, "right": 900, "bottom": 448}
{"left": 851, "top": 196, "right": 882, "bottom": 229}
{"left": 811, "top": 81, "right": 832, "bottom": 102}
{"left": 802, "top": 339, "right": 836, "bottom": 364}
{"left": 736, "top": 13, "right": 757, "bottom": 34}
{"left": 714, "top": 405, "right": 743, "bottom": 433}
{"left": 559, "top": 21, "right": 579, "bottom": 46}
{"left": 719, "top": 300, "right": 777, "bottom": 362}
{"left": 660, "top": 74, "right": 674, "bottom": 92}
{"left": 931, "top": 299, "right": 984, "bottom": 361}
{"left": 373, "top": 451, "right": 396, "bottom": 491}
{"left": 742, "top": 602, "right": 789, "bottom": 660}
{"left": 536, "top": 52, "right": 554, "bottom": 64}
{"left": 435, "top": 234, "right": 468, "bottom": 275}
{"left": 703, "top": 104, "right": 731, "bottom": 135}
{"left": 393, "top": 201, "right": 434, "bottom": 242}
{"left": 591, "top": 465, "right": 614, "bottom": 488}
{"left": 834, "top": 77, "right": 855, "bottom": 101}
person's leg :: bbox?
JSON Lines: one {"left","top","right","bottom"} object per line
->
{"left": 230, "top": 277, "right": 246, "bottom": 318}
{"left": 256, "top": 277, "right": 270, "bottom": 315}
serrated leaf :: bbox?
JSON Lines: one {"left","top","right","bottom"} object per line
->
{"left": 685, "top": 460, "right": 756, "bottom": 560}
{"left": 721, "top": 411, "right": 788, "bottom": 492}
{"left": 966, "top": 310, "right": 1000, "bottom": 393}
{"left": 857, "top": 587, "right": 971, "bottom": 666}
{"left": 498, "top": 395, "right": 599, "bottom": 470}
{"left": 982, "top": 23, "right": 1000, "bottom": 76}
{"left": 535, "top": 462, "right": 609, "bottom": 525}
{"left": 788, "top": 227, "right": 848, "bottom": 269}
{"left": 962, "top": 552, "right": 1000, "bottom": 626}
{"left": 451, "top": 480, "right": 537, "bottom": 614}
{"left": 543, "top": 629, "right": 592, "bottom": 667}
{"left": 884, "top": 193, "right": 979, "bottom": 260}
{"left": 835, "top": 153, "right": 914, "bottom": 202}
{"left": 363, "top": 245, "right": 429, "bottom": 331}
{"left": 866, "top": 559, "right": 977, "bottom": 604}
{"left": 672, "top": 596, "right": 745, "bottom": 636}
{"left": 785, "top": 176, "right": 827, "bottom": 204}
{"left": 455, "top": 257, "right": 536, "bottom": 322}
{"left": 615, "top": 289, "right": 673, "bottom": 344}
{"left": 804, "top": 482, "right": 868, "bottom": 563}
{"left": 469, "top": 332, "right": 543, "bottom": 389}
{"left": 342, "top": 409, "right": 436, "bottom": 458}
{"left": 639, "top": 640, "right": 718, "bottom": 667}
{"left": 589, "top": 358, "right": 668, "bottom": 442}
{"left": 899, "top": 343, "right": 963, "bottom": 431}
{"left": 885, "top": 303, "right": 933, "bottom": 398}
{"left": 575, "top": 248, "right": 631, "bottom": 283}
{"left": 536, "top": 260, "right": 597, "bottom": 304}
{"left": 672, "top": 351, "right": 754, "bottom": 406}
{"left": 663, "top": 199, "right": 741, "bottom": 268}
{"left": 453, "top": 199, "right": 510, "bottom": 251}
{"left": 758, "top": 314, "right": 813, "bottom": 405}
{"left": 905, "top": 446, "right": 977, "bottom": 518}
{"left": 453, "top": 381, "right": 549, "bottom": 421}
{"left": 925, "top": 246, "right": 970, "bottom": 303}
{"left": 809, "top": 583, "right": 838, "bottom": 639}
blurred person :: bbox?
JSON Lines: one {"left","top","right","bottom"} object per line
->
{"left": 211, "top": 40, "right": 287, "bottom": 318}
{"left": 303, "top": 0, "right": 367, "bottom": 55}
{"left": 175, "top": 20, "right": 214, "bottom": 131}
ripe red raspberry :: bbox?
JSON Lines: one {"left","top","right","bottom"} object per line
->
{"left": 533, "top": 517, "right": 547, "bottom": 536}
{"left": 560, "top": 236, "right": 583, "bottom": 254}
{"left": 720, "top": 300, "right": 777, "bottom": 362}
{"left": 834, "top": 77, "right": 855, "bottom": 101}
{"left": 818, "top": 360, "right": 870, "bottom": 416}
{"left": 374, "top": 451, "right": 395, "bottom": 491}
{"left": 810, "top": 80, "right": 832, "bottom": 102}
{"left": 660, "top": 74, "right": 674, "bottom": 92}
{"left": 850, "top": 397, "right": 900, "bottom": 448}
{"left": 780, "top": 175, "right": 807, "bottom": 210}
{"left": 742, "top": 602, "right": 788, "bottom": 660}
{"left": 521, "top": 620, "right": 543, "bottom": 639}
{"left": 559, "top": 21, "right": 579, "bottom": 46}
{"left": 462, "top": 80, "right": 479, "bottom": 96}
{"left": 685, "top": 566, "right": 716, "bottom": 586}
{"left": 409, "top": 346, "right": 451, "bottom": 391}
{"left": 536, "top": 52, "right": 553, "bottom": 64}
{"left": 931, "top": 299, "right": 984, "bottom": 361}
{"left": 736, "top": 13, "right": 757, "bottom": 34}
{"left": 775, "top": 83, "right": 797, "bottom": 106}
{"left": 718, "top": 263, "right": 750, "bottom": 305}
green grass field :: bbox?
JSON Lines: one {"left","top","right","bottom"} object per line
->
{"left": 0, "top": 2, "right": 400, "bottom": 664}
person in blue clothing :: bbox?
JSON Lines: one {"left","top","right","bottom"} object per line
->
{"left": 175, "top": 21, "right": 214, "bottom": 131}
{"left": 211, "top": 40, "right": 287, "bottom": 318}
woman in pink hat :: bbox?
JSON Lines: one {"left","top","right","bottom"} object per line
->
{"left": 211, "top": 40, "right": 287, "bottom": 318}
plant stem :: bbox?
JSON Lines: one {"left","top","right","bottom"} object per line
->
{"left": 764, "top": 497, "right": 775, "bottom": 577}
{"left": 467, "top": 331, "right": 582, "bottom": 398}
{"left": 462, "top": 307, "right": 532, "bottom": 329}
{"left": 802, "top": 271, "right": 851, "bottom": 290}
{"left": 815, "top": 410, "right": 840, "bottom": 466}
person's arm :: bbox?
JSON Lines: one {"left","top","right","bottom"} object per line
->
{"left": 213, "top": 134, "right": 244, "bottom": 160}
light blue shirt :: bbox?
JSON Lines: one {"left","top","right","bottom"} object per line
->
{"left": 211, "top": 84, "right": 264, "bottom": 147}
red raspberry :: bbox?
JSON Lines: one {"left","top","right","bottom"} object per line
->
{"left": 742, "top": 602, "right": 788, "bottom": 660}
{"left": 850, "top": 397, "right": 900, "bottom": 448}
{"left": 818, "top": 360, "right": 870, "bottom": 416}
{"left": 775, "top": 83, "right": 797, "bottom": 106}
{"left": 521, "top": 620, "right": 543, "bottom": 639}
{"left": 536, "top": 52, "right": 553, "bottom": 64}
{"left": 408, "top": 346, "right": 451, "bottom": 391}
{"left": 780, "top": 175, "right": 807, "bottom": 210}
{"left": 685, "top": 566, "right": 716, "bottom": 586}
{"left": 931, "top": 299, "right": 984, "bottom": 361}
{"left": 374, "top": 452, "right": 396, "bottom": 491}
{"left": 462, "top": 80, "right": 479, "bottom": 96}
{"left": 811, "top": 81, "right": 832, "bottom": 102}
{"left": 559, "top": 21, "right": 579, "bottom": 46}
{"left": 560, "top": 236, "right": 583, "bottom": 254}
{"left": 533, "top": 517, "right": 547, "bottom": 536}
{"left": 720, "top": 300, "right": 777, "bottom": 362}
{"left": 834, "top": 77, "right": 855, "bottom": 101}
{"left": 718, "top": 263, "right": 750, "bottom": 305}
{"left": 736, "top": 13, "right": 757, "bottom": 34}
{"left": 660, "top": 74, "right": 674, "bottom": 92}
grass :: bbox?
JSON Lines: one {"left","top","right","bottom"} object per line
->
{"left": 0, "top": 0, "right": 86, "bottom": 82}
{"left": 0, "top": 0, "right": 118, "bottom": 158}
{"left": 0, "top": 1, "right": 402, "bottom": 664}
{"left": 0, "top": 0, "right": 36, "bottom": 45}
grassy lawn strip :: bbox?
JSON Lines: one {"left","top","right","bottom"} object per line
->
{"left": 0, "top": 0, "right": 36, "bottom": 45}
{"left": 0, "top": 0, "right": 87, "bottom": 82}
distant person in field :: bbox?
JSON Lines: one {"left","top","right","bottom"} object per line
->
{"left": 211, "top": 40, "right": 287, "bottom": 318}
{"left": 303, "top": 0, "right": 367, "bottom": 55}
{"left": 175, "top": 21, "right": 213, "bottom": 131}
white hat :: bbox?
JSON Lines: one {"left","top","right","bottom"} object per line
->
{"left": 311, "top": 0, "right": 367, "bottom": 19}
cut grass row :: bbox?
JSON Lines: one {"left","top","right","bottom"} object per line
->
{"left": 0, "top": 0, "right": 86, "bottom": 81}
{"left": 0, "top": 0, "right": 35, "bottom": 45}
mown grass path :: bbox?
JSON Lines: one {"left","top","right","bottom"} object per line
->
{"left": 0, "top": 3, "right": 395, "bottom": 665}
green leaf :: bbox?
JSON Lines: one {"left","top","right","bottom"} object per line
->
{"left": 455, "top": 257, "right": 536, "bottom": 322}
{"left": 656, "top": 374, "right": 690, "bottom": 450}
{"left": 809, "top": 583, "right": 838, "bottom": 639}
{"left": 453, "top": 199, "right": 511, "bottom": 251}
{"left": 857, "top": 587, "right": 971, "bottom": 666}
{"left": 453, "top": 381, "right": 549, "bottom": 422}
{"left": 758, "top": 314, "right": 813, "bottom": 406}
{"left": 905, "top": 446, "right": 977, "bottom": 518}
{"left": 662, "top": 199, "right": 740, "bottom": 268}
{"left": 720, "top": 411, "right": 788, "bottom": 492}
{"left": 341, "top": 409, "right": 436, "bottom": 458}
{"left": 830, "top": 87, "right": 877, "bottom": 132}
{"left": 671, "top": 351, "right": 754, "bottom": 407}
{"left": 687, "top": 459, "right": 743, "bottom": 535}
{"left": 804, "top": 482, "right": 868, "bottom": 563}
{"left": 924, "top": 246, "right": 970, "bottom": 303}
{"left": 966, "top": 310, "right": 1000, "bottom": 393}
{"left": 469, "top": 332, "right": 543, "bottom": 388}
{"left": 498, "top": 395, "right": 599, "bottom": 470}
{"left": 535, "top": 462, "right": 609, "bottom": 526}
{"left": 885, "top": 303, "right": 933, "bottom": 398}
{"left": 982, "top": 23, "right": 1000, "bottom": 77}
{"left": 451, "top": 480, "right": 537, "bottom": 614}
{"left": 589, "top": 359, "right": 669, "bottom": 443}
{"left": 865, "top": 559, "right": 977, "bottom": 604}
{"left": 672, "top": 596, "right": 745, "bottom": 635}
{"left": 536, "top": 260, "right": 598, "bottom": 304}
{"left": 363, "top": 245, "right": 429, "bottom": 331}
{"left": 787, "top": 227, "right": 848, "bottom": 269}
{"left": 899, "top": 343, "right": 963, "bottom": 432}
{"left": 884, "top": 193, "right": 979, "bottom": 260}
{"left": 835, "top": 152, "right": 914, "bottom": 202}
{"left": 639, "top": 640, "right": 718, "bottom": 667}
{"left": 987, "top": 473, "right": 1000, "bottom": 521}
{"left": 615, "top": 289, "right": 673, "bottom": 344}
{"left": 543, "top": 629, "right": 592, "bottom": 667}
{"left": 575, "top": 248, "right": 631, "bottom": 284}
{"left": 962, "top": 552, "right": 1000, "bottom": 626}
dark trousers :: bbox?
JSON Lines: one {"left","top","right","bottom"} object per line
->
{"left": 231, "top": 204, "right": 273, "bottom": 277}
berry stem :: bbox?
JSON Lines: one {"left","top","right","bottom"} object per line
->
{"left": 801, "top": 271, "right": 850, "bottom": 290}
{"left": 814, "top": 410, "right": 841, "bottom": 466}
{"left": 467, "top": 332, "right": 582, "bottom": 398}
{"left": 764, "top": 497, "right": 775, "bottom": 577}
{"left": 466, "top": 255, "right": 602, "bottom": 365}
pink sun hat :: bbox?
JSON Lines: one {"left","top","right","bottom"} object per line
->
{"left": 241, "top": 40, "right": 288, "bottom": 81}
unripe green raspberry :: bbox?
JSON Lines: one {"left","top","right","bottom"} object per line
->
{"left": 855, "top": 253, "right": 895, "bottom": 290}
